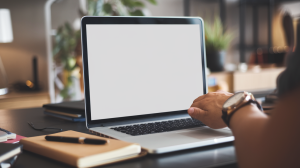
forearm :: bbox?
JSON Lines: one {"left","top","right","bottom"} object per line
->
{"left": 190, "top": 90, "right": 300, "bottom": 167}
{"left": 230, "top": 104, "right": 269, "bottom": 168}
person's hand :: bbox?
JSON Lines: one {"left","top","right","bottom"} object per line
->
{"left": 188, "top": 90, "right": 233, "bottom": 129}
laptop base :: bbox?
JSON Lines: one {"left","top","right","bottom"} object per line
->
{"left": 90, "top": 126, "right": 234, "bottom": 154}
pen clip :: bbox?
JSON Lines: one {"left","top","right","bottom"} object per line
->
{"left": 78, "top": 137, "right": 85, "bottom": 144}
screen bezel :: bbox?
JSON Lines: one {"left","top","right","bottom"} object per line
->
{"left": 81, "top": 17, "right": 207, "bottom": 128}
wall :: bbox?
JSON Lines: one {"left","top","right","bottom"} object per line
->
{"left": 0, "top": 0, "right": 47, "bottom": 90}
{"left": 146, "top": 0, "right": 184, "bottom": 16}
{"left": 0, "top": 0, "right": 80, "bottom": 91}
{"left": 147, "top": 0, "right": 277, "bottom": 64}
{"left": 0, "top": 0, "right": 181, "bottom": 92}
{"left": 0, "top": 0, "right": 295, "bottom": 92}
{"left": 189, "top": 0, "right": 274, "bottom": 64}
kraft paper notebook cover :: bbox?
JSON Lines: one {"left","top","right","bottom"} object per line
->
{"left": 20, "top": 130, "right": 145, "bottom": 168}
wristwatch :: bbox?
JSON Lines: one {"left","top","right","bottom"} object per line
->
{"left": 221, "top": 91, "right": 263, "bottom": 127}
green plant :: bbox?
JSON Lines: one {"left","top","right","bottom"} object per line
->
{"left": 53, "top": 22, "right": 81, "bottom": 99}
{"left": 204, "top": 17, "right": 233, "bottom": 53}
{"left": 53, "top": 23, "right": 80, "bottom": 72}
{"left": 87, "top": 0, "right": 157, "bottom": 16}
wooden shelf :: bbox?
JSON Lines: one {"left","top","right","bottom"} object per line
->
{"left": 0, "top": 91, "right": 50, "bottom": 110}
{"left": 208, "top": 67, "right": 285, "bottom": 93}
{"left": 233, "top": 67, "right": 284, "bottom": 91}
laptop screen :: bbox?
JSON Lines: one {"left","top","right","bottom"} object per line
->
{"left": 86, "top": 24, "right": 204, "bottom": 120}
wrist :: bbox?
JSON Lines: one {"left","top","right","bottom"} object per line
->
{"left": 230, "top": 103, "right": 264, "bottom": 130}
{"left": 222, "top": 91, "right": 263, "bottom": 128}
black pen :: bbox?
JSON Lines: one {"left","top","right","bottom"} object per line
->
{"left": 45, "top": 136, "right": 108, "bottom": 144}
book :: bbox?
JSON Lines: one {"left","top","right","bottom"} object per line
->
{"left": 3, "top": 135, "right": 26, "bottom": 144}
{"left": 43, "top": 100, "right": 85, "bottom": 116}
{"left": 0, "top": 143, "right": 22, "bottom": 163}
{"left": 44, "top": 111, "right": 86, "bottom": 122}
{"left": 45, "top": 109, "right": 82, "bottom": 118}
{"left": 0, "top": 128, "right": 16, "bottom": 143}
{"left": 20, "top": 130, "right": 144, "bottom": 168}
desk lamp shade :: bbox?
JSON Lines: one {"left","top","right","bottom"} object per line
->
{"left": 0, "top": 9, "right": 13, "bottom": 95}
{"left": 0, "top": 9, "right": 13, "bottom": 43}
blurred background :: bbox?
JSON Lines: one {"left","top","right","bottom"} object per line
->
{"left": 0, "top": 0, "right": 299, "bottom": 109}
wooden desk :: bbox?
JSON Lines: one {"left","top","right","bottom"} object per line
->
{"left": 0, "top": 108, "right": 237, "bottom": 168}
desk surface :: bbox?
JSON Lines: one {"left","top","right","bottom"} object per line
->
{"left": 0, "top": 108, "right": 238, "bottom": 168}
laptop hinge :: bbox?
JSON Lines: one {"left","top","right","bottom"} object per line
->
{"left": 89, "top": 129, "right": 117, "bottom": 139}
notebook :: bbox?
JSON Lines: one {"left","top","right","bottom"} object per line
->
{"left": 0, "top": 128, "right": 16, "bottom": 143}
{"left": 3, "top": 135, "right": 26, "bottom": 144}
{"left": 44, "top": 111, "right": 86, "bottom": 122}
{"left": 43, "top": 100, "right": 85, "bottom": 116}
{"left": 20, "top": 130, "right": 144, "bottom": 167}
{"left": 45, "top": 109, "right": 82, "bottom": 118}
{"left": 0, "top": 143, "right": 22, "bottom": 163}
{"left": 43, "top": 101, "right": 86, "bottom": 122}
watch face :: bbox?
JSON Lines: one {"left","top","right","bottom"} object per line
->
{"left": 223, "top": 92, "right": 245, "bottom": 109}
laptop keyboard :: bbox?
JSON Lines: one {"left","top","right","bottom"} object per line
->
{"left": 111, "top": 118, "right": 206, "bottom": 136}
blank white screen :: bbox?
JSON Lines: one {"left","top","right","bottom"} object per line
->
{"left": 86, "top": 24, "right": 204, "bottom": 120}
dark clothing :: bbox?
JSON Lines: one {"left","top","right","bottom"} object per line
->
{"left": 277, "top": 20, "right": 300, "bottom": 97}
{"left": 277, "top": 50, "right": 300, "bottom": 97}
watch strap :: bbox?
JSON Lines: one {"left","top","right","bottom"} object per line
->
{"left": 222, "top": 99, "right": 263, "bottom": 128}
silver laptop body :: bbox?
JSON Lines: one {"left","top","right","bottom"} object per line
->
{"left": 81, "top": 16, "right": 234, "bottom": 154}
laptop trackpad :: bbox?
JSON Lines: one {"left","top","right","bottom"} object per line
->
{"left": 177, "top": 127, "right": 232, "bottom": 140}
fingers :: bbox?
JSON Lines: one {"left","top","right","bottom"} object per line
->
{"left": 188, "top": 107, "right": 207, "bottom": 121}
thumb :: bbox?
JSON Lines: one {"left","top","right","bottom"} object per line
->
{"left": 188, "top": 107, "right": 206, "bottom": 121}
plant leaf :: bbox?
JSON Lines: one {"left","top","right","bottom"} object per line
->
{"left": 133, "top": 1, "right": 145, "bottom": 7}
{"left": 130, "top": 9, "right": 144, "bottom": 16}
{"left": 121, "top": 0, "right": 134, "bottom": 7}
{"left": 103, "top": 3, "right": 112, "bottom": 14}
{"left": 204, "top": 17, "right": 233, "bottom": 52}
{"left": 147, "top": 0, "right": 157, "bottom": 5}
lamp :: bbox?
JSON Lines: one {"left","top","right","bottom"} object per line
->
{"left": 0, "top": 9, "right": 13, "bottom": 95}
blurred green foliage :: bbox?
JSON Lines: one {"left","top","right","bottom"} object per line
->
{"left": 87, "top": 0, "right": 157, "bottom": 16}
{"left": 205, "top": 17, "right": 233, "bottom": 53}
{"left": 53, "top": 23, "right": 81, "bottom": 99}
{"left": 53, "top": 23, "right": 80, "bottom": 72}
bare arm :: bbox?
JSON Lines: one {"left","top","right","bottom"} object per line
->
{"left": 188, "top": 89, "right": 300, "bottom": 168}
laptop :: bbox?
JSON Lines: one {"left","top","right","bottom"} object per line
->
{"left": 81, "top": 16, "right": 234, "bottom": 154}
